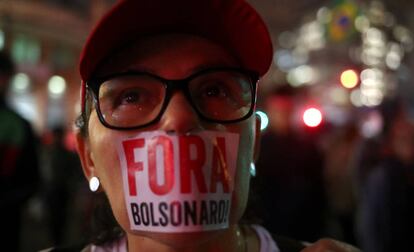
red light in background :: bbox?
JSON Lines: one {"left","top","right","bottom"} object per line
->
{"left": 64, "top": 131, "right": 77, "bottom": 152}
{"left": 340, "top": 69, "right": 359, "bottom": 89}
{"left": 303, "top": 108, "right": 323, "bottom": 127}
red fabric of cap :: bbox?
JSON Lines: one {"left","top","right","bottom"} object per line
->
{"left": 79, "top": 0, "right": 273, "bottom": 112}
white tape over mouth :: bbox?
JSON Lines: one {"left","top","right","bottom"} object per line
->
{"left": 116, "top": 130, "right": 240, "bottom": 233}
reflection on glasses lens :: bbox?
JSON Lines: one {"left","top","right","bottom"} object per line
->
{"left": 189, "top": 71, "right": 252, "bottom": 121}
{"left": 98, "top": 75, "right": 165, "bottom": 127}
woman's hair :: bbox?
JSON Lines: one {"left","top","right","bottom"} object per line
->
{"left": 89, "top": 192, "right": 125, "bottom": 245}
{"left": 75, "top": 90, "right": 93, "bottom": 136}
{"left": 75, "top": 92, "right": 125, "bottom": 245}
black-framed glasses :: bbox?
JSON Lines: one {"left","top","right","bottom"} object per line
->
{"left": 86, "top": 67, "right": 259, "bottom": 130}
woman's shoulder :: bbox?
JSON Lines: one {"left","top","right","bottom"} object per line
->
{"left": 88, "top": 236, "right": 126, "bottom": 252}
{"left": 42, "top": 227, "right": 305, "bottom": 252}
{"left": 38, "top": 243, "right": 90, "bottom": 252}
{"left": 38, "top": 237, "right": 125, "bottom": 252}
{"left": 249, "top": 224, "right": 306, "bottom": 252}
{"left": 42, "top": 237, "right": 126, "bottom": 252}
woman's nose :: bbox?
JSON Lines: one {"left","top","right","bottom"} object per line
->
{"left": 158, "top": 92, "right": 202, "bottom": 134}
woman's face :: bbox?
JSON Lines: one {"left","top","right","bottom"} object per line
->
{"left": 76, "top": 34, "right": 260, "bottom": 246}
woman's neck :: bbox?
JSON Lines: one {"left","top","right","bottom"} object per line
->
{"left": 126, "top": 224, "right": 257, "bottom": 252}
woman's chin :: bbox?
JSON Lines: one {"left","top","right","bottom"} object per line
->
{"left": 128, "top": 229, "right": 226, "bottom": 248}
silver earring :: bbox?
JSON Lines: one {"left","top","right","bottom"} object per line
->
{"left": 249, "top": 163, "right": 256, "bottom": 177}
{"left": 89, "top": 176, "right": 100, "bottom": 192}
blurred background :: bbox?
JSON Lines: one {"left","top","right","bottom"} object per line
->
{"left": 1, "top": 0, "right": 414, "bottom": 251}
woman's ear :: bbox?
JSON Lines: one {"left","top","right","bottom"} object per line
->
{"left": 253, "top": 113, "right": 261, "bottom": 162}
{"left": 75, "top": 131, "right": 96, "bottom": 181}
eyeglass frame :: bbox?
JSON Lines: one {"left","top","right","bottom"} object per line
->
{"left": 86, "top": 67, "right": 260, "bottom": 131}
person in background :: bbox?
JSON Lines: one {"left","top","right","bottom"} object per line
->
{"left": 323, "top": 122, "right": 360, "bottom": 245}
{"left": 359, "top": 99, "right": 414, "bottom": 252}
{"left": 42, "top": 126, "right": 83, "bottom": 246}
{"left": 252, "top": 85, "right": 327, "bottom": 242}
{"left": 0, "top": 50, "right": 40, "bottom": 251}
{"left": 45, "top": 0, "right": 361, "bottom": 251}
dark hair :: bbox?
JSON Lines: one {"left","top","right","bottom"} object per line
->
{"left": 74, "top": 94, "right": 123, "bottom": 245}
{"left": 0, "top": 51, "right": 15, "bottom": 77}
{"left": 75, "top": 90, "right": 93, "bottom": 136}
{"left": 89, "top": 192, "right": 125, "bottom": 245}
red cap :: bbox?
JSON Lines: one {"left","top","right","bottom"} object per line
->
{"left": 79, "top": 0, "right": 273, "bottom": 111}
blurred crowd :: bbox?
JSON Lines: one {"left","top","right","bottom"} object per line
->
{"left": 247, "top": 85, "right": 414, "bottom": 252}
{"left": 1, "top": 50, "right": 414, "bottom": 251}
{"left": 4, "top": 124, "right": 94, "bottom": 251}
{"left": 1, "top": 50, "right": 92, "bottom": 251}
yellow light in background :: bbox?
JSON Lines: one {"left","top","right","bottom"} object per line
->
{"left": 340, "top": 69, "right": 359, "bottom": 88}
{"left": 48, "top": 75, "right": 66, "bottom": 98}
{"left": 11, "top": 73, "right": 30, "bottom": 93}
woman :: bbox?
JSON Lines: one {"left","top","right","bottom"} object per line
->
{"left": 74, "top": 0, "right": 361, "bottom": 251}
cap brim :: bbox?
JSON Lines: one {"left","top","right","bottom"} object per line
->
{"left": 79, "top": 0, "right": 273, "bottom": 81}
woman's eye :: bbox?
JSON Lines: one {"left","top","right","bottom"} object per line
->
{"left": 119, "top": 90, "right": 141, "bottom": 105}
{"left": 204, "top": 85, "right": 227, "bottom": 98}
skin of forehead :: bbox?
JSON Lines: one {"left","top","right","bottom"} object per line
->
{"left": 94, "top": 33, "right": 242, "bottom": 79}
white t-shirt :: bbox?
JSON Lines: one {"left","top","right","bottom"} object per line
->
{"left": 90, "top": 224, "right": 280, "bottom": 252}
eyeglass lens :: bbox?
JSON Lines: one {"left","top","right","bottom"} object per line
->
{"left": 96, "top": 70, "right": 253, "bottom": 128}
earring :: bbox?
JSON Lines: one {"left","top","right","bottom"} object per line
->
{"left": 89, "top": 176, "right": 100, "bottom": 192}
{"left": 249, "top": 162, "right": 256, "bottom": 177}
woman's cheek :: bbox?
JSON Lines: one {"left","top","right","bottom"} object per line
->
{"left": 229, "top": 118, "right": 255, "bottom": 223}
{"left": 94, "top": 142, "right": 133, "bottom": 231}
{"left": 88, "top": 116, "right": 130, "bottom": 228}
